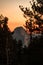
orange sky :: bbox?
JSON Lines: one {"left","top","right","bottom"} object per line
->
{"left": 0, "top": 0, "right": 31, "bottom": 31}
{"left": 8, "top": 21, "right": 25, "bottom": 31}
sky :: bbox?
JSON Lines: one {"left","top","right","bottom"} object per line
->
{"left": 0, "top": 0, "right": 31, "bottom": 31}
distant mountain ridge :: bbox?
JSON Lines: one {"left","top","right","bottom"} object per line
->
{"left": 12, "top": 26, "right": 30, "bottom": 47}
{"left": 12, "top": 26, "right": 42, "bottom": 47}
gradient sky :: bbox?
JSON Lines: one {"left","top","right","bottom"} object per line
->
{"left": 0, "top": 0, "right": 31, "bottom": 31}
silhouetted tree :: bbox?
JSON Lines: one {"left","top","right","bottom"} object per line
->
{"left": 0, "top": 15, "right": 4, "bottom": 65}
{"left": 0, "top": 15, "right": 13, "bottom": 65}
{"left": 19, "top": 0, "right": 43, "bottom": 64}
{"left": 19, "top": 0, "right": 43, "bottom": 43}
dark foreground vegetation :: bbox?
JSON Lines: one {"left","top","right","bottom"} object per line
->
{"left": 0, "top": 15, "right": 43, "bottom": 65}
{"left": 0, "top": 0, "right": 43, "bottom": 64}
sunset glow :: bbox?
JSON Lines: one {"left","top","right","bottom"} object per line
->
{"left": 0, "top": 0, "right": 31, "bottom": 31}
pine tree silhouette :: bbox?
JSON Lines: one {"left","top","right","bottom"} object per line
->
{"left": 19, "top": 0, "right": 43, "bottom": 43}
{"left": 0, "top": 15, "right": 13, "bottom": 65}
{"left": 19, "top": 0, "right": 43, "bottom": 64}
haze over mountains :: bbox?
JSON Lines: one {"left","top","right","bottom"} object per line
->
{"left": 12, "top": 27, "right": 30, "bottom": 47}
{"left": 12, "top": 26, "right": 42, "bottom": 47}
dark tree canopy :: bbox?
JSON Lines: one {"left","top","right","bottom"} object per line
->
{"left": 19, "top": 0, "right": 43, "bottom": 34}
{"left": 37, "top": 0, "right": 43, "bottom": 4}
